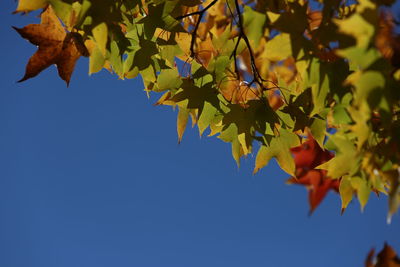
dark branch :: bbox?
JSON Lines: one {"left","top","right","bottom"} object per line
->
{"left": 227, "top": 1, "right": 241, "bottom": 79}
{"left": 177, "top": 0, "right": 280, "bottom": 102}
{"left": 231, "top": 35, "right": 242, "bottom": 79}
{"left": 233, "top": 0, "right": 265, "bottom": 89}
{"left": 175, "top": 0, "right": 219, "bottom": 57}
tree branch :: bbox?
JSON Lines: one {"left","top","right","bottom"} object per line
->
{"left": 232, "top": 0, "right": 265, "bottom": 89}
{"left": 175, "top": 0, "right": 219, "bottom": 57}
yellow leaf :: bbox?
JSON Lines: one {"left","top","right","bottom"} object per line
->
{"left": 339, "top": 176, "right": 354, "bottom": 213}
{"left": 177, "top": 107, "right": 190, "bottom": 143}
{"left": 334, "top": 12, "right": 375, "bottom": 49}
{"left": 267, "top": 12, "right": 280, "bottom": 24}
{"left": 15, "top": 0, "right": 47, "bottom": 13}
{"left": 238, "top": 133, "right": 250, "bottom": 155}
{"left": 318, "top": 134, "right": 359, "bottom": 179}
{"left": 351, "top": 177, "right": 371, "bottom": 211}
{"left": 254, "top": 130, "right": 299, "bottom": 176}
{"left": 89, "top": 45, "right": 105, "bottom": 75}
{"left": 92, "top": 22, "right": 108, "bottom": 56}
{"left": 264, "top": 33, "right": 292, "bottom": 61}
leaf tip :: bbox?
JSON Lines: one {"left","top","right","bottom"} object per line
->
{"left": 341, "top": 207, "right": 346, "bottom": 215}
{"left": 235, "top": 160, "right": 240, "bottom": 169}
{"left": 308, "top": 209, "right": 315, "bottom": 217}
{"left": 12, "top": 26, "right": 25, "bottom": 38}
{"left": 286, "top": 177, "right": 296, "bottom": 184}
{"left": 17, "top": 75, "right": 29, "bottom": 83}
{"left": 252, "top": 167, "right": 259, "bottom": 175}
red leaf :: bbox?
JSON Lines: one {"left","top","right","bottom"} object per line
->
{"left": 288, "top": 136, "right": 340, "bottom": 214}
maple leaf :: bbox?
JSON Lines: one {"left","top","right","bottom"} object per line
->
{"left": 365, "top": 243, "right": 400, "bottom": 267}
{"left": 287, "top": 136, "right": 340, "bottom": 214}
{"left": 13, "top": 6, "right": 88, "bottom": 86}
{"left": 10, "top": 0, "right": 400, "bottom": 217}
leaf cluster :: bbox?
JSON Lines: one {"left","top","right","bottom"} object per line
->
{"left": 13, "top": 0, "right": 400, "bottom": 218}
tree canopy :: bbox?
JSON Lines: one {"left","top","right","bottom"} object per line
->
{"left": 13, "top": 0, "right": 400, "bottom": 220}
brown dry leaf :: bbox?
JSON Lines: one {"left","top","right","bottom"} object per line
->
{"left": 366, "top": 243, "right": 400, "bottom": 267}
{"left": 14, "top": 6, "right": 88, "bottom": 85}
{"left": 375, "top": 12, "right": 400, "bottom": 69}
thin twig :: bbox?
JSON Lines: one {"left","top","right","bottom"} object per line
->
{"left": 232, "top": 0, "right": 265, "bottom": 90}
{"left": 175, "top": 0, "right": 219, "bottom": 57}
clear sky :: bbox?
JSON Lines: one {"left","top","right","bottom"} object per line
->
{"left": 1, "top": 2, "right": 399, "bottom": 267}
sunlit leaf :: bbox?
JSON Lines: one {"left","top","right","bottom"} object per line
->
{"left": 15, "top": 0, "right": 47, "bottom": 13}
{"left": 254, "top": 129, "right": 299, "bottom": 176}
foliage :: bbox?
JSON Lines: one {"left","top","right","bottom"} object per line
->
{"left": 13, "top": 0, "right": 400, "bottom": 219}
{"left": 366, "top": 243, "right": 400, "bottom": 267}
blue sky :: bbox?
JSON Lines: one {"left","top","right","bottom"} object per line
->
{"left": 1, "top": 2, "right": 399, "bottom": 267}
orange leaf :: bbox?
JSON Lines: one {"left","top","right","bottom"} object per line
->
{"left": 308, "top": 11, "right": 322, "bottom": 31}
